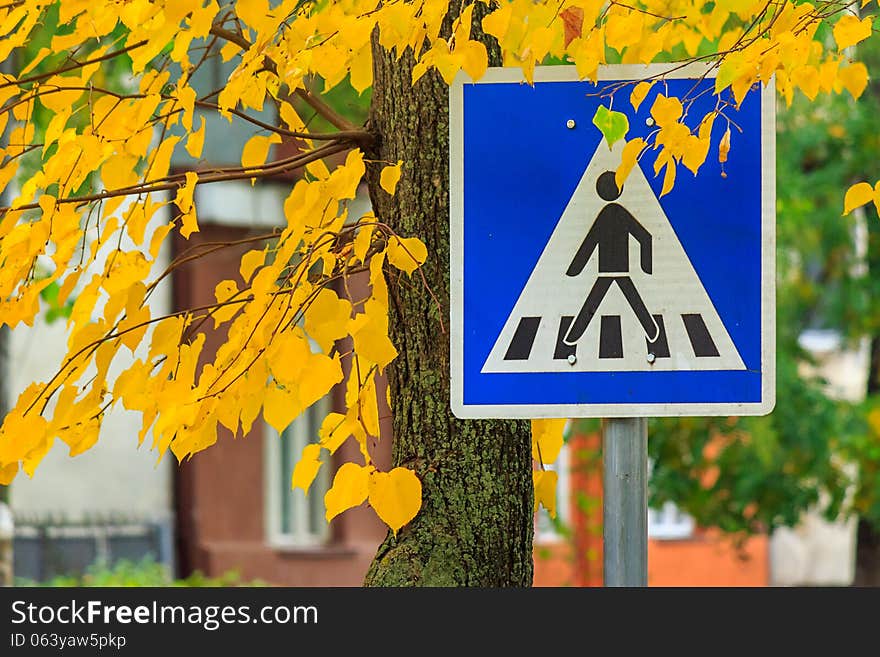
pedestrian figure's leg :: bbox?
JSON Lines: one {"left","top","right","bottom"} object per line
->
{"left": 564, "top": 277, "right": 613, "bottom": 345}
{"left": 615, "top": 277, "right": 660, "bottom": 341}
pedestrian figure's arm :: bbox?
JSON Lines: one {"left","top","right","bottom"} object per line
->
{"left": 566, "top": 224, "right": 600, "bottom": 276}
{"left": 627, "top": 214, "right": 652, "bottom": 275}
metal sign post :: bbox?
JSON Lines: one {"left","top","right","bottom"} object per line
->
{"left": 603, "top": 418, "right": 648, "bottom": 587}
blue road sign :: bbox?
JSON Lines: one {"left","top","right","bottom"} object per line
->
{"left": 450, "top": 64, "right": 775, "bottom": 418}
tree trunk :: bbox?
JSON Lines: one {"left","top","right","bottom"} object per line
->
{"left": 853, "top": 335, "right": 880, "bottom": 586}
{"left": 0, "top": 326, "right": 12, "bottom": 586}
{"left": 363, "top": 5, "right": 534, "bottom": 586}
{"left": 853, "top": 518, "right": 880, "bottom": 586}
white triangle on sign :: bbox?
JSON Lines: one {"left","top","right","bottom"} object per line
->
{"left": 482, "top": 140, "right": 746, "bottom": 374}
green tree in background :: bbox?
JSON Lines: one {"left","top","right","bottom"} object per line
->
{"left": 647, "top": 8, "right": 880, "bottom": 584}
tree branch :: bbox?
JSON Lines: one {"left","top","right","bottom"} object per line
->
{"left": 1, "top": 40, "right": 149, "bottom": 90}
{"left": 0, "top": 139, "right": 356, "bottom": 214}
{"left": 208, "top": 22, "right": 359, "bottom": 132}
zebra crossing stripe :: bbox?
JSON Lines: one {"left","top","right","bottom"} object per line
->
{"left": 503, "top": 316, "right": 541, "bottom": 360}
{"left": 681, "top": 314, "right": 719, "bottom": 357}
{"left": 553, "top": 317, "right": 576, "bottom": 360}
{"left": 599, "top": 316, "right": 623, "bottom": 359}
{"left": 503, "top": 313, "right": 723, "bottom": 362}
{"left": 646, "top": 314, "right": 670, "bottom": 358}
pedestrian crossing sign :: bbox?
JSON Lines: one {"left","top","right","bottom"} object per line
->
{"left": 450, "top": 64, "right": 775, "bottom": 418}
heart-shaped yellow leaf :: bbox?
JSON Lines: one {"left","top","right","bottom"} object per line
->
{"left": 291, "top": 444, "right": 322, "bottom": 495}
{"left": 325, "top": 462, "right": 371, "bottom": 521}
{"left": 531, "top": 419, "right": 567, "bottom": 465}
{"left": 318, "top": 412, "right": 352, "bottom": 454}
{"left": 380, "top": 160, "right": 403, "bottom": 195}
{"left": 241, "top": 133, "right": 281, "bottom": 170}
{"left": 533, "top": 470, "right": 558, "bottom": 517}
{"left": 844, "top": 181, "right": 874, "bottom": 215}
{"left": 592, "top": 105, "right": 629, "bottom": 148}
{"left": 833, "top": 14, "right": 872, "bottom": 51}
{"left": 386, "top": 236, "right": 428, "bottom": 276}
{"left": 369, "top": 467, "right": 422, "bottom": 534}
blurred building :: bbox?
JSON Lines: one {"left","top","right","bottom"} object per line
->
{"left": 532, "top": 429, "right": 770, "bottom": 587}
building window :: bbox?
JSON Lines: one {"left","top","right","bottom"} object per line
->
{"left": 647, "top": 501, "right": 695, "bottom": 540}
{"left": 535, "top": 441, "right": 571, "bottom": 543}
{"left": 264, "top": 397, "right": 331, "bottom": 548}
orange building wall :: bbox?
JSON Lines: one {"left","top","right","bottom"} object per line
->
{"left": 533, "top": 431, "right": 769, "bottom": 587}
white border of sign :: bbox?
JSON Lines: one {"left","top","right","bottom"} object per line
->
{"left": 449, "top": 64, "right": 776, "bottom": 419}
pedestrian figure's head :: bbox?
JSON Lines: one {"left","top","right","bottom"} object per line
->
{"left": 596, "top": 171, "right": 621, "bottom": 201}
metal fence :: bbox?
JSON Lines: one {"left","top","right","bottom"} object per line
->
{"left": 12, "top": 513, "right": 174, "bottom": 583}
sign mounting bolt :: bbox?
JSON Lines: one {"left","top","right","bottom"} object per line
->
{"left": 646, "top": 352, "right": 656, "bottom": 363}
{"left": 566, "top": 119, "right": 576, "bottom": 129}
{"left": 567, "top": 354, "right": 577, "bottom": 365}
{"left": 646, "top": 117, "right": 655, "bottom": 127}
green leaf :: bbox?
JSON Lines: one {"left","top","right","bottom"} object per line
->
{"left": 592, "top": 105, "right": 629, "bottom": 148}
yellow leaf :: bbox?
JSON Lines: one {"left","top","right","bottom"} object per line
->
{"left": 630, "top": 81, "right": 654, "bottom": 112}
{"left": 327, "top": 149, "right": 365, "bottom": 200}
{"left": 150, "top": 222, "right": 174, "bottom": 259}
{"left": 0, "top": 461, "right": 18, "bottom": 485}
{"left": 482, "top": 4, "right": 511, "bottom": 40}
{"left": 844, "top": 182, "right": 874, "bottom": 215}
{"left": 369, "top": 467, "right": 422, "bottom": 534}
{"left": 263, "top": 384, "right": 302, "bottom": 434}
{"left": 101, "top": 154, "right": 140, "bottom": 191}
{"left": 605, "top": 8, "right": 643, "bottom": 54}
{"left": 39, "top": 75, "right": 84, "bottom": 113}
{"left": 719, "top": 126, "right": 731, "bottom": 164}
{"left": 380, "top": 160, "right": 403, "bottom": 195}
{"left": 266, "top": 329, "right": 311, "bottom": 386}
{"left": 318, "top": 412, "right": 351, "bottom": 454}
{"left": 117, "top": 285, "right": 150, "bottom": 352}
{"left": 615, "top": 137, "right": 645, "bottom": 190}
{"left": 682, "top": 135, "right": 711, "bottom": 175}
{"left": 868, "top": 408, "right": 880, "bottom": 435}
{"left": 356, "top": 372, "right": 381, "bottom": 438}
{"left": 833, "top": 15, "right": 872, "bottom": 51}
{"left": 147, "top": 135, "right": 180, "bottom": 178}
{"left": 386, "top": 236, "right": 427, "bottom": 275}
{"left": 531, "top": 419, "right": 566, "bottom": 464}
{"left": 306, "top": 158, "right": 330, "bottom": 179}
{"left": 792, "top": 65, "right": 819, "bottom": 101}
{"left": 291, "top": 443, "right": 322, "bottom": 495}
{"left": 460, "top": 40, "right": 488, "bottom": 81}
{"left": 303, "top": 288, "right": 352, "bottom": 352}
{"left": 352, "top": 325, "right": 397, "bottom": 369}
{"left": 241, "top": 133, "right": 281, "bottom": 170}
{"left": 175, "top": 171, "right": 199, "bottom": 239}
{"left": 660, "top": 157, "right": 676, "bottom": 197}
{"left": 349, "top": 43, "right": 373, "bottom": 94}
{"left": 298, "top": 352, "right": 343, "bottom": 409}
{"left": 352, "top": 224, "right": 373, "bottom": 264}
{"left": 42, "top": 106, "right": 71, "bottom": 154}
{"left": 838, "top": 63, "right": 868, "bottom": 99}
{"left": 239, "top": 248, "right": 265, "bottom": 283}
{"left": 212, "top": 279, "right": 240, "bottom": 327}
{"left": 325, "top": 462, "right": 371, "bottom": 521}
{"left": 650, "top": 94, "right": 683, "bottom": 128}
{"left": 279, "top": 101, "right": 305, "bottom": 131}
{"left": 149, "top": 316, "right": 186, "bottom": 361}
{"left": 185, "top": 116, "right": 206, "bottom": 158}
{"left": 533, "top": 470, "right": 558, "bottom": 517}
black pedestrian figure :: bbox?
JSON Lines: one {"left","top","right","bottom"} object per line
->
{"left": 563, "top": 171, "right": 659, "bottom": 346}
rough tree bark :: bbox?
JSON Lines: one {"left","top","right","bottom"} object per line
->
{"left": 363, "top": 3, "right": 534, "bottom": 586}
{"left": 0, "top": 327, "right": 12, "bottom": 586}
{"left": 853, "top": 336, "right": 880, "bottom": 586}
